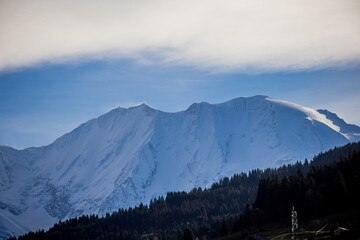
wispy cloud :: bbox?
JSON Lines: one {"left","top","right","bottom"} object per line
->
{"left": 1, "top": 0, "right": 359, "bottom": 73}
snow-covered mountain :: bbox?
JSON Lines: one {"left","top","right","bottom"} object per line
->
{"left": 1, "top": 95, "right": 360, "bottom": 239}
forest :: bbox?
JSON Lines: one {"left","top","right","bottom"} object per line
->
{"left": 231, "top": 147, "right": 360, "bottom": 239}
{"left": 12, "top": 142, "right": 360, "bottom": 240}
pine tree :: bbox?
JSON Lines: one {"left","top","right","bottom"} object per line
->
{"left": 183, "top": 227, "right": 195, "bottom": 240}
{"left": 232, "top": 215, "right": 243, "bottom": 234}
{"left": 220, "top": 219, "right": 229, "bottom": 236}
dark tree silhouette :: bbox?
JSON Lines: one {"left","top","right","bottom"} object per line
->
{"left": 220, "top": 219, "right": 229, "bottom": 236}
{"left": 183, "top": 227, "right": 195, "bottom": 240}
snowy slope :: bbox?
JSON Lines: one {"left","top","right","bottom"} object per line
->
{"left": 317, "top": 109, "right": 360, "bottom": 142}
{"left": 1, "top": 96, "right": 359, "bottom": 239}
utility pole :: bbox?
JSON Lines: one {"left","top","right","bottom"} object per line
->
{"left": 291, "top": 204, "right": 298, "bottom": 240}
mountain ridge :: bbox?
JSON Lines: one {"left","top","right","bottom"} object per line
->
{"left": 1, "top": 96, "right": 359, "bottom": 239}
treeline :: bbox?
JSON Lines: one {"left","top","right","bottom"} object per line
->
{"left": 231, "top": 147, "right": 360, "bottom": 237}
{"left": 311, "top": 141, "right": 360, "bottom": 167}
{"left": 254, "top": 150, "right": 360, "bottom": 219}
{"left": 13, "top": 142, "right": 360, "bottom": 240}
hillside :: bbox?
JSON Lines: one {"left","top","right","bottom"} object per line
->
{"left": 12, "top": 142, "right": 360, "bottom": 240}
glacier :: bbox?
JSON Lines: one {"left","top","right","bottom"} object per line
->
{"left": 1, "top": 95, "right": 360, "bottom": 239}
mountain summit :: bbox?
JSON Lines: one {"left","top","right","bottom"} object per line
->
{"left": 1, "top": 96, "right": 359, "bottom": 239}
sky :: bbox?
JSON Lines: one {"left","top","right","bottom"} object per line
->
{"left": 1, "top": 0, "right": 360, "bottom": 149}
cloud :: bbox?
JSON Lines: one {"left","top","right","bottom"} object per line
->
{"left": 1, "top": 0, "right": 360, "bottom": 73}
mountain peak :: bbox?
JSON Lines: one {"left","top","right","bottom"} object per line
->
{"left": 185, "top": 101, "right": 211, "bottom": 112}
{"left": 232, "top": 95, "right": 269, "bottom": 101}
{"left": 127, "top": 102, "right": 156, "bottom": 111}
{"left": 1, "top": 96, "right": 360, "bottom": 238}
{"left": 219, "top": 95, "right": 269, "bottom": 105}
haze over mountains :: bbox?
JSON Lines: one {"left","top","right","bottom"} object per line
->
{"left": 1, "top": 95, "right": 360, "bottom": 239}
